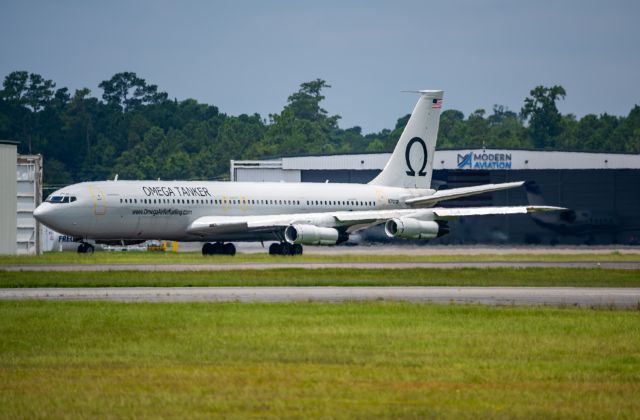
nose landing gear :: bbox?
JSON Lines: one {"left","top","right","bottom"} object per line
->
{"left": 202, "top": 242, "right": 236, "bottom": 256}
{"left": 268, "top": 242, "right": 303, "bottom": 256}
{"left": 77, "top": 242, "right": 95, "bottom": 254}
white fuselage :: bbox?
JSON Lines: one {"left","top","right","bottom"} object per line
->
{"left": 35, "top": 180, "right": 431, "bottom": 242}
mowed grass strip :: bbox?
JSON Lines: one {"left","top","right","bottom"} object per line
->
{"left": 0, "top": 301, "right": 639, "bottom": 418}
{"left": 1, "top": 250, "right": 639, "bottom": 265}
{"left": 1, "top": 267, "right": 639, "bottom": 288}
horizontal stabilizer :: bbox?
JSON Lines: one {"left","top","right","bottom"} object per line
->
{"left": 405, "top": 181, "right": 525, "bottom": 207}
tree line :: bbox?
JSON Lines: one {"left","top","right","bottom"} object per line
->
{"left": 0, "top": 71, "right": 638, "bottom": 186}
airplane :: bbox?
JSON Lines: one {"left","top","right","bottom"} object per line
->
{"left": 524, "top": 181, "right": 638, "bottom": 244}
{"left": 34, "top": 90, "right": 565, "bottom": 255}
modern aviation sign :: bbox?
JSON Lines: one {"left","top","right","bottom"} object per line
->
{"left": 457, "top": 151, "right": 512, "bottom": 170}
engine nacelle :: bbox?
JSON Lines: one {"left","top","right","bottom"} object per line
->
{"left": 284, "top": 224, "right": 348, "bottom": 246}
{"left": 384, "top": 218, "right": 448, "bottom": 240}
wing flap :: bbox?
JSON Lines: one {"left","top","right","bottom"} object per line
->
{"left": 405, "top": 181, "right": 525, "bottom": 207}
{"left": 432, "top": 205, "right": 567, "bottom": 218}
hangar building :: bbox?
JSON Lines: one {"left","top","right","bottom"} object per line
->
{"left": 231, "top": 149, "right": 640, "bottom": 245}
{"left": 0, "top": 140, "right": 43, "bottom": 255}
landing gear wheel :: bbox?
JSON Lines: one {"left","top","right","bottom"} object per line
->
{"left": 202, "top": 242, "right": 236, "bottom": 256}
{"left": 223, "top": 243, "right": 236, "bottom": 256}
{"left": 269, "top": 243, "right": 281, "bottom": 255}
{"left": 77, "top": 243, "right": 94, "bottom": 254}
{"left": 281, "top": 243, "right": 293, "bottom": 256}
{"left": 268, "top": 242, "right": 302, "bottom": 256}
{"left": 202, "top": 243, "right": 213, "bottom": 255}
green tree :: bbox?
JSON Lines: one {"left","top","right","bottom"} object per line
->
{"left": 521, "top": 85, "right": 567, "bottom": 149}
{"left": 1, "top": 71, "right": 56, "bottom": 152}
{"left": 259, "top": 79, "right": 340, "bottom": 157}
{"left": 438, "top": 110, "right": 465, "bottom": 149}
{"left": 99, "top": 72, "right": 168, "bottom": 111}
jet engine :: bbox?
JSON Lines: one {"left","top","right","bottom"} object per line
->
{"left": 284, "top": 224, "right": 348, "bottom": 245}
{"left": 384, "top": 218, "right": 449, "bottom": 240}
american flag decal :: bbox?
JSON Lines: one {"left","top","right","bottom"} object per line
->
{"left": 432, "top": 98, "right": 442, "bottom": 109}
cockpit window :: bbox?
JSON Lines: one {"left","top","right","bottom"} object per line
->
{"left": 45, "top": 195, "right": 77, "bottom": 204}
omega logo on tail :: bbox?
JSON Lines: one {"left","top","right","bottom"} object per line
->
{"left": 405, "top": 137, "right": 428, "bottom": 176}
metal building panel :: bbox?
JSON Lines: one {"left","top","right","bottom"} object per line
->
{"left": 235, "top": 168, "right": 301, "bottom": 183}
{"left": 16, "top": 155, "right": 42, "bottom": 255}
{"left": 0, "top": 143, "right": 17, "bottom": 254}
{"left": 282, "top": 154, "right": 391, "bottom": 170}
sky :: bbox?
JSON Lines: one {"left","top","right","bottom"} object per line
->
{"left": 1, "top": 0, "right": 639, "bottom": 133}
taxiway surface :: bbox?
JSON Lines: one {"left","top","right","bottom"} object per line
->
{"left": 3, "top": 261, "right": 640, "bottom": 271}
{"left": 2, "top": 287, "right": 639, "bottom": 307}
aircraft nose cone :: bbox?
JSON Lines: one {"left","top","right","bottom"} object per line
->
{"left": 33, "top": 203, "right": 50, "bottom": 224}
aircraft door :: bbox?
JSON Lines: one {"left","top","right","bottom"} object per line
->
{"left": 90, "top": 186, "right": 106, "bottom": 215}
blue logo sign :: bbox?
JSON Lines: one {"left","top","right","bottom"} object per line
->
{"left": 457, "top": 152, "right": 512, "bottom": 170}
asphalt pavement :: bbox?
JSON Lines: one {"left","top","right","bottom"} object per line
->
{"left": 2, "top": 286, "right": 639, "bottom": 307}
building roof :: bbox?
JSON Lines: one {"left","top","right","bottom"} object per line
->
{"left": 235, "top": 149, "right": 640, "bottom": 171}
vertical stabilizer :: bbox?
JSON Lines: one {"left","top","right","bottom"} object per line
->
{"left": 369, "top": 90, "right": 443, "bottom": 189}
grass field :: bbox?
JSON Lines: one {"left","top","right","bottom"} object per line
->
{"left": 1, "top": 250, "right": 639, "bottom": 265}
{"left": 0, "top": 301, "right": 638, "bottom": 418}
{"left": 1, "top": 267, "right": 640, "bottom": 288}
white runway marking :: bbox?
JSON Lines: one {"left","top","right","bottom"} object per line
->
{"left": 1, "top": 287, "right": 639, "bottom": 307}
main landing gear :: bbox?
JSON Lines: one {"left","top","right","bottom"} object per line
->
{"left": 202, "top": 242, "right": 236, "bottom": 256}
{"left": 77, "top": 242, "right": 95, "bottom": 254}
{"left": 269, "top": 242, "right": 303, "bottom": 256}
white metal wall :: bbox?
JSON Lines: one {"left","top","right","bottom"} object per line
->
{"left": 277, "top": 150, "right": 640, "bottom": 171}
{"left": 16, "top": 155, "right": 42, "bottom": 255}
{"left": 235, "top": 168, "right": 301, "bottom": 183}
{"left": 0, "top": 143, "right": 17, "bottom": 254}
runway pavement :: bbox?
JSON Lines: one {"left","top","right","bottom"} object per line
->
{"left": 1, "top": 286, "right": 639, "bottom": 307}
{"left": 2, "top": 261, "right": 640, "bottom": 271}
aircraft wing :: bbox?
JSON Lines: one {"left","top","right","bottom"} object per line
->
{"left": 405, "top": 181, "right": 525, "bottom": 207}
{"left": 186, "top": 205, "right": 566, "bottom": 237}
{"left": 431, "top": 205, "right": 567, "bottom": 218}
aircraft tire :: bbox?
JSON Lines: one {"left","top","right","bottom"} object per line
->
{"left": 293, "top": 244, "right": 303, "bottom": 255}
{"left": 202, "top": 243, "right": 213, "bottom": 256}
{"left": 269, "top": 243, "right": 281, "bottom": 255}
{"left": 224, "top": 243, "right": 236, "bottom": 256}
{"left": 77, "top": 243, "right": 94, "bottom": 254}
{"left": 281, "top": 243, "right": 294, "bottom": 256}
